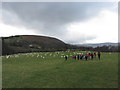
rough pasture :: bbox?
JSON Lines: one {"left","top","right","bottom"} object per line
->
{"left": 2, "top": 51, "right": 118, "bottom": 88}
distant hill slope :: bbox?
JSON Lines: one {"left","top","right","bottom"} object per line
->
{"left": 1, "top": 35, "right": 119, "bottom": 55}
{"left": 76, "top": 42, "right": 118, "bottom": 48}
{"left": 2, "top": 35, "right": 67, "bottom": 55}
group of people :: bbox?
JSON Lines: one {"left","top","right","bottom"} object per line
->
{"left": 65, "top": 51, "right": 101, "bottom": 61}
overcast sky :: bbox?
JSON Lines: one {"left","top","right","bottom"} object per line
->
{"left": 0, "top": 2, "right": 118, "bottom": 44}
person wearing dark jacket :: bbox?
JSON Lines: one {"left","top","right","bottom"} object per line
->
{"left": 91, "top": 53, "right": 94, "bottom": 60}
{"left": 98, "top": 51, "right": 101, "bottom": 60}
{"left": 85, "top": 54, "right": 88, "bottom": 60}
{"left": 65, "top": 55, "right": 68, "bottom": 60}
{"left": 77, "top": 55, "right": 80, "bottom": 60}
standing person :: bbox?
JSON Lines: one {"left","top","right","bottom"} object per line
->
{"left": 77, "top": 54, "right": 80, "bottom": 60}
{"left": 75, "top": 56, "right": 76, "bottom": 60}
{"left": 98, "top": 51, "right": 101, "bottom": 60}
{"left": 91, "top": 53, "right": 94, "bottom": 60}
{"left": 88, "top": 53, "right": 91, "bottom": 59}
{"left": 79, "top": 53, "right": 81, "bottom": 60}
{"left": 80, "top": 53, "right": 84, "bottom": 60}
{"left": 80, "top": 53, "right": 82, "bottom": 60}
{"left": 65, "top": 55, "right": 68, "bottom": 60}
{"left": 94, "top": 52, "right": 96, "bottom": 58}
{"left": 85, "top": 53, "right": 88, "bottom": 61}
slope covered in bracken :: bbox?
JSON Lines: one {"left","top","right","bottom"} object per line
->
{"left": 2, "top": 35, "right": 67, "bottom": 55}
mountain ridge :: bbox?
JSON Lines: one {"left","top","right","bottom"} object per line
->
{"left": 1, "top": 35, "right": 119, "bottom": 55}
{"left": 75, "top": 42, "right": 119, "bottom": 48}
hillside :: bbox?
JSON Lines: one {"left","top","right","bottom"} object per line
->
{"left": 1, "top": 35, "right": 119, "bottom": 55}
{"left": 2, "top": 35, "right": 67, "bottom": 55}
{"left": 76, "top": 42, "right": 118, "bottom": 48}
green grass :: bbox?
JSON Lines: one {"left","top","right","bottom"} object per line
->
{"left": 2, "top": 51, "right": 118, "bottom": 88}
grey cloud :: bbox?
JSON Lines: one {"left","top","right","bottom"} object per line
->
{"left": 62, "top": 33, "right": 97, "bottom": 44}
{"left": 2, "top": 2, "right": 114, "bottom": 43}
{"left": 0, "top": 2, "right": 2, "bottom": 20}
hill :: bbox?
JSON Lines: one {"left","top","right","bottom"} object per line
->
{"left": 1, "top": 35, "right": 119, "bottom": 55}
{"left": 2, "top": 35, "right": 67, "bottom": 55}
{"left": 76, "top": 42, "right": 118, "bottom": 48}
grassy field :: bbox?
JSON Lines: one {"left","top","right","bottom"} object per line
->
{"left": 2, "top": 51, "right": 118, "bottom": 88}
